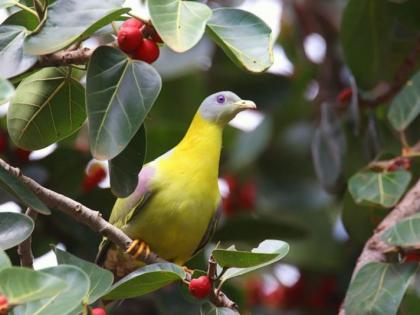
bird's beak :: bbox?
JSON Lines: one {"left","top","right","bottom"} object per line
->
{"left": 234, "top": 100, "right": 257, "bottom": 110}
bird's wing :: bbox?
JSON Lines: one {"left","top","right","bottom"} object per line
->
{"left": 108, "top": 164, "right": 157, "bottom": 228}
{"left": 191, "top": 202, "right": 222, "bottom": 257}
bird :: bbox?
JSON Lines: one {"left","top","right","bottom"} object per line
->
{"left": 96, "top": 91, "right": 256, "bottom": 278}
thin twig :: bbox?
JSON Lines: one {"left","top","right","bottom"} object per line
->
{"left": 0, "top": 158, "right": 237, "bottom": 310}
{"left": 338, "top": 179, "right": 420, "bottom": 315}
{"left": 17, "top": 208, "right": 37, "bottom": 268}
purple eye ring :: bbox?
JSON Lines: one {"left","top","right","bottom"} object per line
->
{"left": 216, "top": 94, "right": 225, "bottom": 104}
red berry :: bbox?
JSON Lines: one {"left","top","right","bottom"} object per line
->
{"left": 15, "top": 148, "right": 31, "bottom": 163}
{"left": 134, "top": 39, "right": 160, "bottom": 63}
{"left": 189, "top": 276, "right": 212, "bottom": 299}
{"left": 238, "top": 181, "right": 256, "bottom": 210}
{"left": 0, "top": 295, "right": 8, "bottom": 314}
{"left": 118, "top": 27, "right": 143, "bottom": 53}
{"left": 91, "top": 308, "right": 106, "bottom": 315}
{"left": 82, "top": 164, "right": 107, "bottom": 193}
{"left": 337, "top": 87, "right": 353, "bottom": 104}
{"left": 121, "top": 18, "right": 144, "bottom": 30}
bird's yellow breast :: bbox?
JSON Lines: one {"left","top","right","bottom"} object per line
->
{"left": 124, "top": 113, "right": 222, "bottom": 264}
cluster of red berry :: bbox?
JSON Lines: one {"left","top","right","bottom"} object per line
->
{"left": 117, "top": 18, "right": 162, "bottom": 63}
{"left": 386, "top": 156, "right": 411, "bottom": 172}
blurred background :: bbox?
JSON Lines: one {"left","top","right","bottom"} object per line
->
{"left": 2, "top": 0, "right": 420, "bottom": 314}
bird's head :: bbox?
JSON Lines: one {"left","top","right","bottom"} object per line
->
{"left": 198, "top": 91, "right": 257, "bottom": 125}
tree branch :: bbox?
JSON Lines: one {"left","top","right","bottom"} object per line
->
{"left": 0, "top": 158, "right": 237, "bottom": 310}
{"left": 339, "top": 179, "right": 420, "bottom": 315}
{"left": 37, "top": 47, "right": 94, "bottom": 68}
{"left": 17, "top": 208, "right": 37, "bottom": 268}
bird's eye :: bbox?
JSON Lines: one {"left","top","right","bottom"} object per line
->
{"left": 216, "top": 95, "right": 225, "bottom": 104}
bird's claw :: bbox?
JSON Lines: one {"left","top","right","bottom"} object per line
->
{"left": 126, "top": 239, "right": 151, "bottom": 259}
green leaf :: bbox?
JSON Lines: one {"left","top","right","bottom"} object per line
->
{"left": 344, "top": 262, "right": 417, "bottom": 315}
{"left": 0, "top": 212, "right": 34, "bottom": 250}
{"left": 0, "top": 250, "right": 11, "bottom": 271}
{"left": 13, "top": 265, "right": 90, "bottom": 315}
{"left": 0, "top": 25, "right": 37, "bottom": 79}
{"left": 0, "top": 267, "right": 67, "bottom": 304}
{"left": 206, "top": 8, "right": 273, "bottom": 72}
{"left": 2, "top": 9, "right": 39, "bottom": 31}
{"left": 349, "top": 171, "right": 412, "bottom": 208}
{"left": 54, "top": 247, "right": 113, "bottom": 303}
{"left": 341, "top": 0, "right": 393, "bottom": 89}
{"left": 8, "top": 67, "right": 86, "bottom": 150}
{"left": 0, "top": 77, "right": 14, "bottom": 104}
{"left": 0, "top": 165, "right": 50, "bottom": 214}
{"left": 388, "top": 71, "right": 420, "bottom": 131}
{"left": 200, "top": 303, "right": 239, "bottom": 315}
{"left": 103, "top": 263, "right": 186, "bottom": 300}
{"left": 109, "top": 125, "right": 146, "bottom": 197}
{"left": 213, "top": 241, "right": 288, "bottom": 269}
{"left": 382, "top": 213, "right": 420, "bottom": 247}
{"left": 24, "top": 0, "right": 129, "bottom": 55}
{"left": 86, "top": 46, "right": 161, "bottom": 160}
{"left": 219, "top": 240, "right": 289, "bottom": 282}
{"left": 148, "top": 0, "right": 212, "bottom": 53}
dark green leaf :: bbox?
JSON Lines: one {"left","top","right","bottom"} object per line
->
{"left": 109, "top": 125, "right": 146, "bottom": 197}
{"left": 103, "top": 263, "right": 186, "bottom": 300}
{"left": 0, "top": 25, "right": 37, "bottom": 79}
{"left": 24, "top": 0, "right": 129, "bottom": 55}
{"left": 206, "top": 8, "right": 273, "bottom": 72}
{"left": 213, "top": 240, "right": 288, "bottom": 269}
{"left": 0, "top": 267, "right": 67, "bottom": 304}
{"left": 388, "top": 71, "right": 420, "bottom": 131}
{"left": 13, "top": 265, "right": 90, "bottom": 315}
{"left": 149, "top": 0, "right": 212, "bottom": 53}
{"left": 3, "top": 9, "right": 39, "bottom": 31}
{"left": 0, "top": 77, "right": 14, "bottom": 104}
{"left": 219, "top": 240, "right": 289, "bottom": 282}
{"left": 55, "top": 247, "right": 113, "bottom": 303}
{"left": 348, "top": 171, "right": 412, "bottom": 208}
{"left": 0, "top": 250, "right": 11, "bottom": 271}
{"left": 311, "top": 103, "right": 346, "bottom": 193}
{"left": 0, "top": 166, "right": 50, "bottom": 214}
{"left": 8, "top": 67, "right": 86, "bottom": 150}
{"left": 200, "top": 303, "right": 239, "bottom": 315}
{"left": 0, "top": 212, "right": 33, "bottom": 250}
{"left": 344, "top": 262, "right": 417, "bottom": 315}
{"left": 382, "top": 213, "right": 420, "bottom": 247}
{"left": 86, "top": 46, "right": 161, "bottom": 160}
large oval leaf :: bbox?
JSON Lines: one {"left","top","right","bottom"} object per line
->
{"left": 344, "top": 262, "right": 417, "bottom": 315}
{"left": 13, "top": 265, "right": 90, "bottom": 315}
{"left": 0, "top": 267, "right": 67, "bottom": 304}
{"left": 206, "top": 8, "right": 273, "bottom": 72}
{"left": 149, "top": 0, "right": 212, "bottom": 53}
{"left": 219, "top": 240, "right": 289, "bottom": 282}
{"left": 24, "top": 0, "right": 129, "bottom": 55}
{"left": 388, "top": 71, "right": 420, "bottom": 131}
{"left": 348, "top": 171, "right": 412, "bottom": 208}
{"left": 0, "top": 77, "right": 14, "bottom": 104}
{"left": 382, "top": 213, "right": 420, "bottom": 247}
{"left": 54, "top": 247, "right": 113, "bottom": 303}
{"left": 86, "top": 46, "right": 161, "bottom": 160}
{"left": 109, "top": 125, "right": 146, "bottom": 198}
{"left": 8, "top": 67, "right": 86, "bottom": 150}
{"left": 0, "top": 165, "right": 50, "bottom": 214}
{"left": 2, "top": 9, "right": 39, "bottom": 31}
{"left": 103, "top": 263, "right": 186, "bottom": 300}
{"left": 0, "top": 212, "right": 34, "bottom": 250}
{"left": 0, "top": 25, "right": 37, "bottom": 79}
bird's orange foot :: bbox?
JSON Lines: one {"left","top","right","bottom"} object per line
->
{"left": 126, "top": 239, "right": 151, "bottom": 259}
